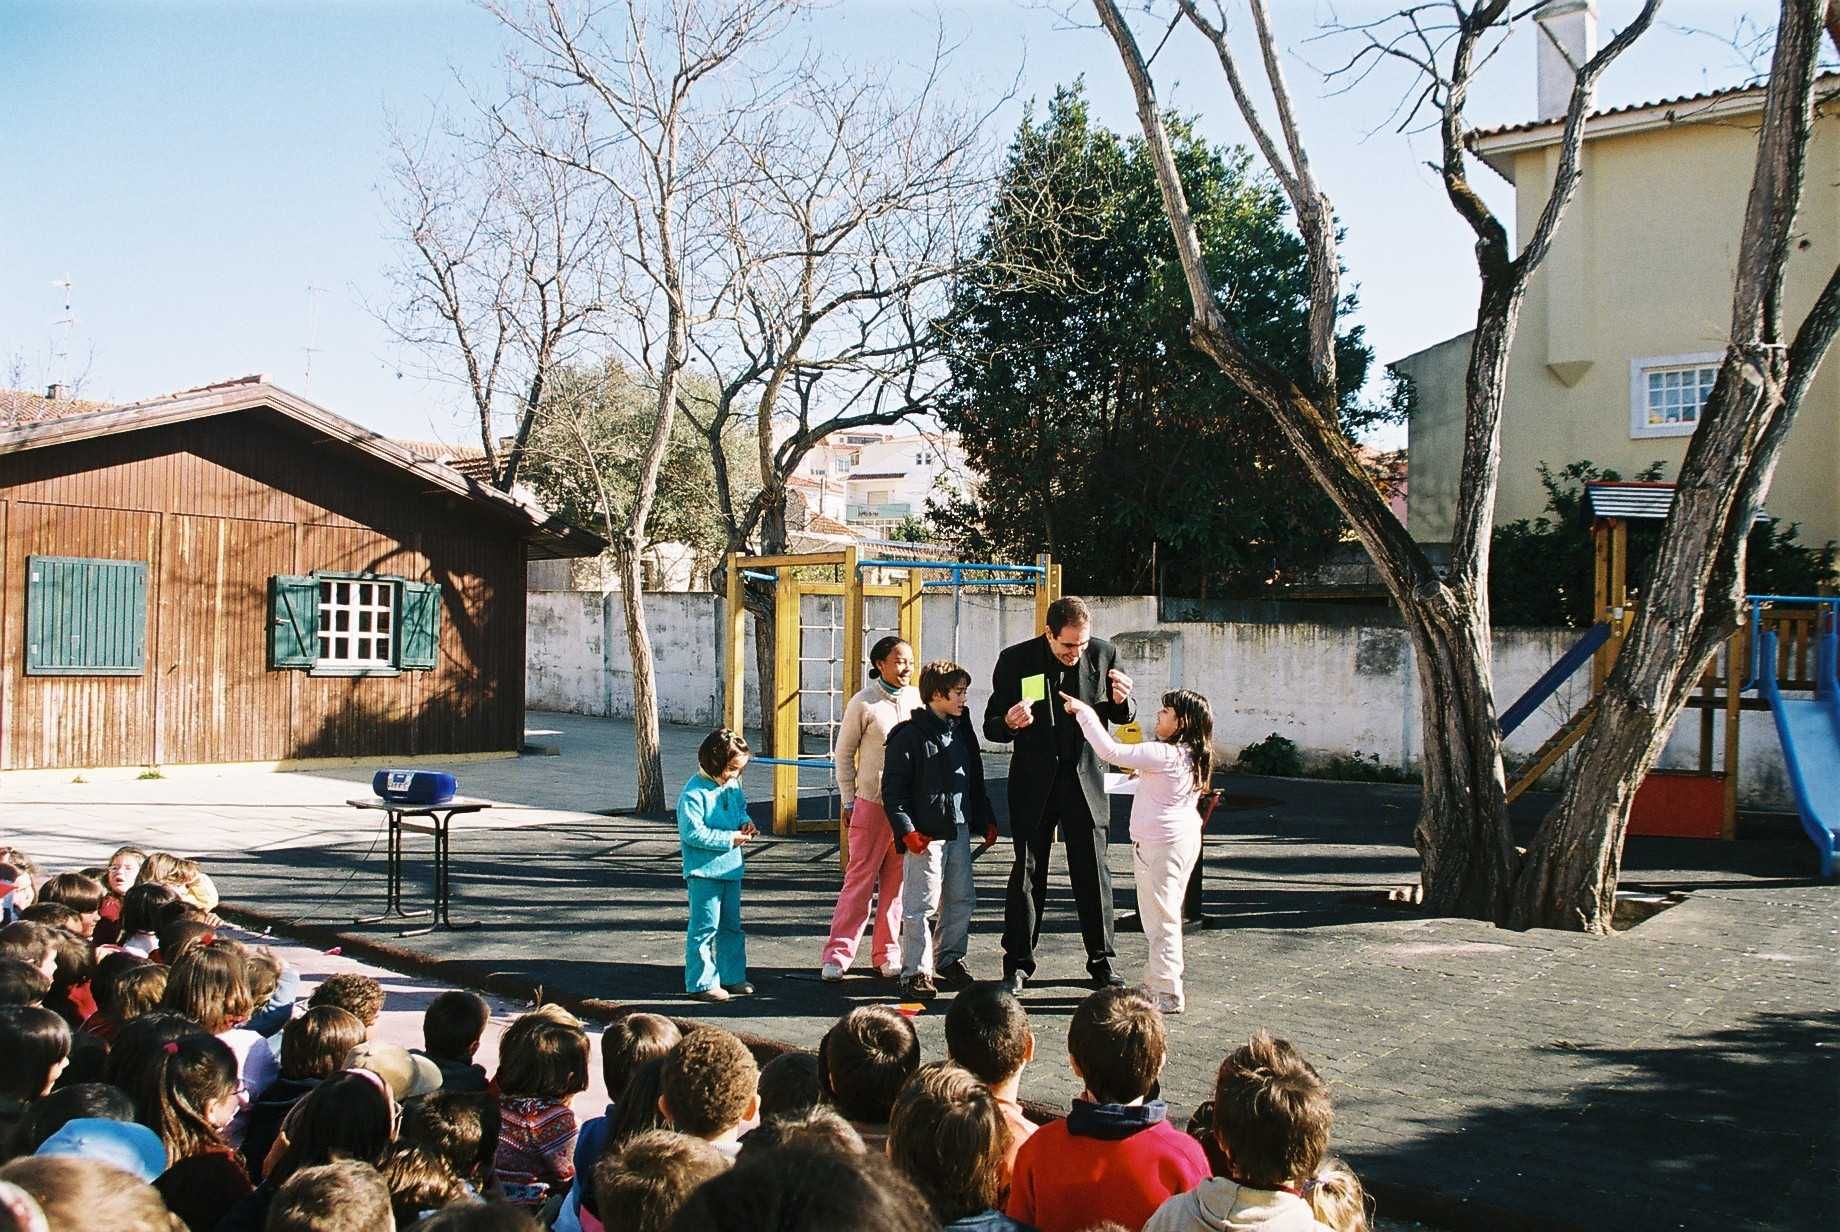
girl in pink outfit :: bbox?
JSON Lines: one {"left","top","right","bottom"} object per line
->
{"left": 1061, "top": 688, "right": 1214, "bottom": 1014}
{"left": 819, "top": 637, "right": 921, "bottom": 982}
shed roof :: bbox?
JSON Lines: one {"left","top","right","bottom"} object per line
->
{"left": 1582, "top": 480, "right": 1770, "bottom": 526}
{"left": 0, "top": 380, "right": 605, "bottom": 559}
{"left": 0, "top": 388, "right": 116, "bottom": 424}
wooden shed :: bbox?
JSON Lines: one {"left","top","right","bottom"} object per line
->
{"left": 0, "top": 379, "right": 603, "bottom": 770}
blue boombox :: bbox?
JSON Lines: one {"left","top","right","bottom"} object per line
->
{"left": 372, "top": 769, "right": 458, "bottom": 806}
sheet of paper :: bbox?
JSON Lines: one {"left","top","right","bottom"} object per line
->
{"left": 1020, "top": 673, "right": 1047, "bottom": 704}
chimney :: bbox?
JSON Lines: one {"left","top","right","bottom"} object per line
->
{"left": 44, "top": 383, "right": 66, "bottom": 401}
{"left": 1535, "top": 0, "right": 1597, "bottom": 122}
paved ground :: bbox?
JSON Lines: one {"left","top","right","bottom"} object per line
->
{"left": 2, "top": 711, "right": 1834, "bottom": 1231}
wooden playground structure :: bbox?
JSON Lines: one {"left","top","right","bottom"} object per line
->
{"left": 720, "top": 547, "right": 1059, "bottom": 845}
{"left": 1503, "top": 481, "right": 1837, "bottom": 849}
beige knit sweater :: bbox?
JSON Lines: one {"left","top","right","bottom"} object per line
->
{"left": 834, "top": 680, "right": 922, "bottom": 807}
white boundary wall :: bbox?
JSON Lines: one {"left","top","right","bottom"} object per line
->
{"left": 526, "top": 590, "right": 1792, "bottom": 807}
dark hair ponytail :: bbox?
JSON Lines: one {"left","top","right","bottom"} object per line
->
{"left": 1163, "top": 690, "right": 1215, "bottom": 794}
{"left": 867, "top": 637, "right": 908, "bottom": 681}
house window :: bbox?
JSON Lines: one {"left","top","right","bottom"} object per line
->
{"left": 1630, "top": 353, "right": 1722, "bottom": 439}
{"left": 269, "top": 573, "right": 441, "bottom": 675}
{"left": 317, "top": 577, "right": 394, "bottom": 667}
{"left": 24, "top": 556, "right": 147, "bottom": 676}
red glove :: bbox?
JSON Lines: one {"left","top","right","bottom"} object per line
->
{"left": 984, "top": 823, "right": 999, "bottom": 847}
{"left": 902, "top": 832, "right": 930, "bottom": 855}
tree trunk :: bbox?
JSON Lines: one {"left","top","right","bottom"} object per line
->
{"left": 1513, "top": 0, "right": 1836, "bottom": 931}
{"left": 751, "top": 483, "right": 790, "bottom": 755}
{"left": 614, "top": 544, "right": 666, "bottom": 813}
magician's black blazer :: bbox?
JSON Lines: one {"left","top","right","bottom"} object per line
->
{"left": 981, "top": 634, "right": 1135, "bottom": 835}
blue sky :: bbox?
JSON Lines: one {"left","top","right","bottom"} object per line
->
{"left": 1, "top": 1, "right": 1786, "bottom": 451}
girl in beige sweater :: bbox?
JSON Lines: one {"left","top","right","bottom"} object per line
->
{"left": 819, "top": 637, "right": 920, "bottom": 981}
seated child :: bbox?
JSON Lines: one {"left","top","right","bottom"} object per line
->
{"left": 37, "top": 922, "right": 98, "bottom": 1032}
{"left": 414, "top": 990, "right": 491, "bottom": 1094}
{"left": 755, "top": 1051, "right": 824, "bottom": 1122}
{"left": 880, "top": 660, "right": 998, "bottom": 1000}
{"left": 493, "top": 1003, "right": 591, "bottom": 1206}
{"left": 378, "top": 1144, "right": 470, "bottom": 1226}
{"left": 146, "top": 1033, "right": 256, "bottom": 1231}
{"left": 593, "top": 1129, "right": 726, "bottom": 1232}
{"left": 306, "top": 973, "right": 385, "bottom": 1040}
{"left": 676, "top": 729, "right": 757, "bottom": 1002}
{"left": 0, "top": 1005, "right": 72, "bottom": 1147}
{"left": 945, "top": 982, "right": 1037, "bottom": 1177}
{"left": 93, "top": 846, "right": 147, "bottom": 946}
{"left": 0, "top": 922, "right": 60, "bottom": 983}
{"left": 243, "top": 1006, "right": 368, "bottom": 1179}
{"left": 265, "top": 1158, "right": 395, "bottom": 1232}
{"left": 817, "top": 1005, "right": 921, "bottom": 1152}
{"left": 160, "top": 944, "right": 279, "bottom": 1144}
{"left": 1007, "top": 987, "right": 1208, "bottom": 1232}
{"left": 1143, "top": 1031, "right": 1336, "bottom": 1232}
{"left": 556, "top": 1011, "right": 681, "bottom": 1232}
{"left": 733, "top": 1106, "right": 864, "bottom": 1161}
{"left": 889, "top": 1062, "right": 1027, "bottom": 1232}
{"left": 0, "top": 1155, "right": 186, "bottom": 1230}
{"left": 136, "top": 853, "right": 220, "bottom": 913}
{"left": 0, "top": 958, "right": 51, "bottom": 1009}
{"left": 666, "top": 1141, "right": 935, "bottom": 1232}
{"left": 243, "top": 946, "right": 300, "bottom": 1038}
{"left": 113, "top": 883, "right": 178, "bottom": 958}
{"left": 1305, "top": 1158, "right": 1367, "bottom": 1232}
{"left": 35, "top": 874, "right": 106, "bottom": 940}
{"left": 399, "top": 1089, "right": 501, "bottom": 1198}
{"left": 658, "top": 1027, "right": 758, "bottom": 1160}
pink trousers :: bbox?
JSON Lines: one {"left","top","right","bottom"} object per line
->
{"left": 820, "top": 797, "right": 905, "bottom": 970}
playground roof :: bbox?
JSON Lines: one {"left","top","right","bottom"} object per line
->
{"left": 1582, "top": 481, "right": 1770, "bottom": 526}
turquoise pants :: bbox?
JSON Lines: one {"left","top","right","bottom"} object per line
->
{"left": 685, "top": 877, "right": 747, "bottom": 992}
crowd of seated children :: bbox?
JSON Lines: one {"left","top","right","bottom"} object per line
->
{"left": 0, "top": 834, "right": 1384, "bottom": 1232}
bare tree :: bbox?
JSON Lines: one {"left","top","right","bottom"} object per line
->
{"left": 1089, "top": 0, "right": 1658, "bottom": 924}
{"left": 678, "top": 45, "right": 988, "bottom": 745}
{"left": 1095, "top": 0, "right": 1840, "bottom": 931}
{"left": 1513, "top": 1, "right": 1839, "bottom": 928}
{"left": 485, "top": 0, "right": 805, "bottom": 811}
{"left": 381, "top": 106, "right": 612, "bottom": 488}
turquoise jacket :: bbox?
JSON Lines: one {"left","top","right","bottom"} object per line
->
{"left": 676, "top": 773, "right": 750, "bottom": 880}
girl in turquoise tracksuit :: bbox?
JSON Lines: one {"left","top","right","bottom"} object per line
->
{"left": 677, "top": 728, "right": 758, "bottom": 1002}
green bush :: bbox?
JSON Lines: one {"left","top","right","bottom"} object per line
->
{"left": 1319, "top": 750, "right": 1419, "bottom": 784}
{"left": 1236, "top": 733, "right": 1303, "bottom": 777}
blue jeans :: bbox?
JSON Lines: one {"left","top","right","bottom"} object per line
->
{"left": 685, "top": 877, "right": 747, "bottom": 992}
{"left": 899, "top": 825, "right": 975, "bottom": 978}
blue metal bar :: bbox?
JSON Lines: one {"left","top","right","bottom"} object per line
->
{"left": 1499, "top": 623, "right": 1611, "bottom": 737}
{"left": 854, "top": 559, "right": 1044, "bottom": 576}
{"left": 745, "top": 756, "right": 836, "bottom": 770}
{"left": 1744, "top": 595, "right": 1840, "bottom": 691}
{"left": 741, "top": 569, "right": 777, "bottom": 583}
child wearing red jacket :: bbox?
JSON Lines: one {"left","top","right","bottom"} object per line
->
{"left": 1006, "top": 987, "right": 1209, "bottom": 1232}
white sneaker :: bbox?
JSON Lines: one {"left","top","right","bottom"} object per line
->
{"left": 691, "top": 986, "right": 731, "bottom": 1003}
{"left": 877, "top": 962, "right": 901, "bottom": 979}
{"left": 1154, "top": 992, "right": 1185, "bottom": 1015}
{"left": 820, "top": 962, "right": 844, "bottom": 982}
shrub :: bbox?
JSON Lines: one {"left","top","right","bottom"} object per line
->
{"left": 1319, "top": 750, "right": 1418, "bottom": 785}
{"left": 1235, "top": 733, "right": 1303, "bottom": 778}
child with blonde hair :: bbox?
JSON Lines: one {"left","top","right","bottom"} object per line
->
{"left": 676, "top": 729, "right": 757, "bottom": 1003}
{"left": 1305, "top": 1158, "right": 1368, "bottom": 1232}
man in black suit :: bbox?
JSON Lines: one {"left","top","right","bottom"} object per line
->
{"left": 983, "top": 595, "right": 1135, "bottom": 993}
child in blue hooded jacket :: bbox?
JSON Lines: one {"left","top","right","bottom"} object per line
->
{"left": 676, "top": 729, "right": 758, "bottom": 1002}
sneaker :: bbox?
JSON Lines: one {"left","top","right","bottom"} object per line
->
{"left": 877, "top": 961, "right": 901, "bottom": 979}
{"left": 820, "top": 963, "right": 844, "bottom": 983}
{"left": 1154, "top": 992, "right": 1185, "bottom": 1015}
{"left": 691, "top": 987, "right": 731, "bottom": 1003}
{"left": 722, "top": 981, "right": 755, "bottom": 997}
{"left": 901, "top": 973, "right": 938, "bottom": 1000}
{"left": 937, "top": 959, "right": 975, "bottom": 990}
{"left": 1001, "top": 970, "right": 1027, "bottom": 996}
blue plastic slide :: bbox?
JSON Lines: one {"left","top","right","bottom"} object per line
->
{"left": 1755, "top": 613, "right": 1840, "bottom": 877}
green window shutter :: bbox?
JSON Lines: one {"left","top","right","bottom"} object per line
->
{"left": 25, "top": 556, "right": 147, "bottom": 676}
{"left": 398, "top": 580, "right": 441, "bottom": 670}
{"left": 268, "top": 575, "right": 320, "bottom": 669}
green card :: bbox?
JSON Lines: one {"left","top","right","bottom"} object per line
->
{"left": 1020, "top": 673, "right": 1047, "bottom": 704}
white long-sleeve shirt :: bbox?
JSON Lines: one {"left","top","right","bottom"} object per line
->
{"left": 835, "top": 680, "right": 922, "bottom": 807}
{"left": 1072, "top": 706, "right": 1202, "bottom": 845}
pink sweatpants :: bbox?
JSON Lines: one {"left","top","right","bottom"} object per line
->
{"left": 820, "top": 798, "right": 905, "bottom": 971}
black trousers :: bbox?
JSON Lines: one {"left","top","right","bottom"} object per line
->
{"left": 1002, "top": 770, "right": 1116, "bottom": 978}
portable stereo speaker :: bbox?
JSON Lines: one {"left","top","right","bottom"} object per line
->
{"left": 372, "top": 769, "right": 457, "bottom": 805}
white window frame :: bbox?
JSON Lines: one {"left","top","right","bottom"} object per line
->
{"left": 1629, "top": 352, "right": 1723, "bottom": 440}
{"left": 316, "top": 576, "right": 398, "bottom": 669}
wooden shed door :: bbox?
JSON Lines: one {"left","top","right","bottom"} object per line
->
{"left": 155, "top": 516, "right": 294, "bottom": 764}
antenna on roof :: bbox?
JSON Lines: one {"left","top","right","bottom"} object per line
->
{"left": 49, "top": 277, "right": 75, "bottom": 389}
{"left": 303, "top": 283, "right": 327, "bottom": 391}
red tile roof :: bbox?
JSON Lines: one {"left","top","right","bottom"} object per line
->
{"left": 0, "top": 388, "right": 116, "bottom": 424}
